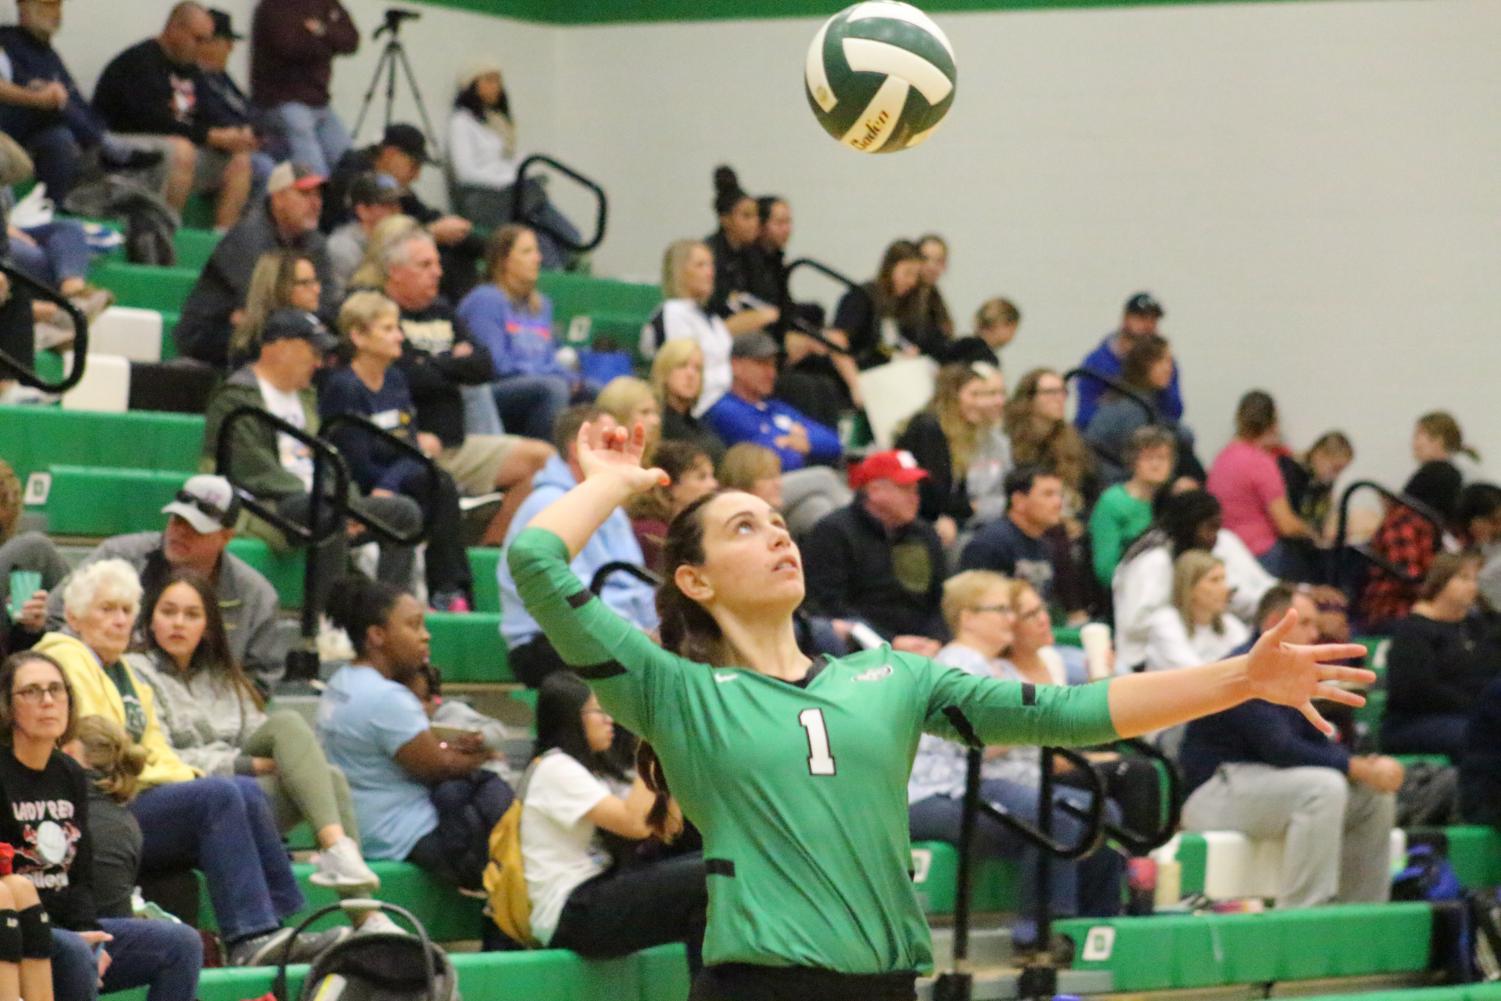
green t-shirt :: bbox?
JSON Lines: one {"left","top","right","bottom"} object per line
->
{"left": 1088, "top": 483, "right": 1155, "bottom": 590}
{"left": 508, "top": 527, "right": 1119, "bottom": 974}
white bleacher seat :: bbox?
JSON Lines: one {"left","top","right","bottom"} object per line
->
{"left": 87, "top": 306, "right": 164, "bottom": 362}
{"left": 60, "top": 351, "right": 130, "bottom": 413}
{"left": 1152, "top": 829, "right": 1407, "bottom": 902}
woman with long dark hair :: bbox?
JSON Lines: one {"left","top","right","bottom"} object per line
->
{"left": 830, "top": 239, "right": 942, "bottom": 373}
{"left": 448, "top": 64, "right": 579, "bottom": 268}
{"left": 506, "top": 420, "right": 1371, "bottom": 1001}
{"left": 705, "top": 167, "right": 778, "bottom": 337}
{"left": 518, "top": 671, "right": 706, "bottom": 967}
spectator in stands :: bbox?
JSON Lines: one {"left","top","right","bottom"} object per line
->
{"left": 7, "top": 215, "right": 113, "bottom": 351}
{"left": 319, "top": 575, "right": 510, "bottom": 890}
{"left": 1089, "top": 426, "right": 1176, "bottom": 591}
{"left": 651, "top": 339, "right": 725, "bottom": 464}
{"left": 717, "top": 443, "right": 784, "bottom": 512}
{"left": 1413, "top": 410, "right": 1481, "bottom": 483}
{"left": 1459, "top": 673, "right": 1501, "bottom": 828}
{"left": 324, "top": 125, "right": 481, "bottom": 302}
{"left": 961, "top": 465, "right": 1085, "bottom": 623}
{"left": 896, "top": 362, "right": 1009, "bottom": 547}
{"left": 830, "top": 239, "right": 940, "bottom": 374}
{"left": 640, "top": 239, "right": 734, "bottom": 416}
{"left": 946, "top": 297, "right": 1020, "bottom": 367}
{"left": 1113, "top": 489, "right": 1274, "bottom": 672}
{"left": 597, "top": 376, "right": 662, "bottom": 460}
{"left": 913, "top": 233, "right": 954, "bottom": 344}
{"left": 345, "top": 212, "right": 420, "bottom": 293}
{"left": 1083, "top": 334, "right": 1199, "bottom": 485}
{"left": 195, "top": 10, "right": 274, "bottom": 192}
{"left": 1144, "top": 551, "right": 1251, "bottom": 673}
{"left": 124, "top": 572, "right": 389, "bottom": 908}
{"left": 203, "top": 307, "right": 425, "bottom": 610}
{"left": 1457, "top": 484, "right": 1501, "bottom": 611}
{"left": 93, "top": 3, "right": 257, "bottom": 230}
{"left": 703, "top": 332, "right": 848, "bottom": 536}
{"left": 1005, "top": 368, "right": 1099, "bottom": 519}
{"left": 325, "top": 171, "right": 402, "bottom": 302}
{"left": 321, "top": 292, "right": 475, "bottom": 609}
{"left": 0, "top": 458, "right": 67, "bottom": 620}
{"left": 0, "top": 652, "right": 205, "bottom": 1001}
{"left": 705, "top": 167, "right": 778, "bottom": 336}
{"left": 521, "top": 671, "right": 707, "bottom": 965}
{"left": 1208, "top": 390, "right": 1314, "bottom": 578}
{"left": 1179, "top": 586, "right": 1401, "bottom": 908}
{"left": 1357, "top": 459, "right": 1462, "bottom": 630}
{"left": 176, "top": 161, "right": 336, "bottom": 368}
{"left": 499, "top": 407, "right": 659, "bottom": 687}
{"left": 378, "top": 229, "right": 553, "bottom": 519}
{"left": 45, "top": 474, "right": 285, "bottom": 687}
{"left": 225, "top": 247, "right": 324, "bottom": 367}
{"left": 1074, "top": 292, "right": 1181, "bottom": 430}
{"left": 750, "top": 195, "right": 792, "bottom": 308}
{"left": 250, "top": 0, "right": 358, "bottom": 177}
{"left": 66, "top": 715, "right": 147, "bottom": 920}
{"left": 0, "top": 0, "right": 162, "bottom": 202}
{"left": 36, "top": 561, "right": 348, "bottom": 965}
{"left": 802, "top": 450, "right": 945, "bottom": 647}
{"left": 1278, "top": 430, "right": 1355, "bottom": 576}
{"left": 447, "top": 65, "right": 579, "bottom": 269}
{"left": 629, "top": 440, "right": 717, "bottom": 574}
{"left": 1381, "top": 552, "right": 1497, "bottom": 760}
{"left": 458, "top": 224, "right": 576, "bottom": 440}
{"left": 908, "top": 571, "right": 1122, "bottom": 949}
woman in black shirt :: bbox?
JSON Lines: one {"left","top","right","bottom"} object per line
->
{"left": 704, "top": 167, "right": 778, "bottom": 336}
{"left": 831, "top": 239, "right": 944, "bottom": 370}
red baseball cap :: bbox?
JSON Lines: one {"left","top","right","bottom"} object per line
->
{"left": 849, "top": 449, "right": 929, "bottom": 490}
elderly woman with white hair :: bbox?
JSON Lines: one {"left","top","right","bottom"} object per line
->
{"left": 32, "top": 560, "right": 349, "bottom": 968}
{"left": 447, "top": 62, "right": 580, "bottom": 269}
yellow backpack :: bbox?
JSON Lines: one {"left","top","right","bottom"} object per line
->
{"left": 484, "top": 761, "right": 539, "bottom": 948}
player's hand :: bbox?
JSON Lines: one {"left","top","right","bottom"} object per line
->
{"left": 1243, "top": 608, "right": 1373, "bottom": 735}
{"left": 576, "top": 420, "right": 667, "bottom": 496}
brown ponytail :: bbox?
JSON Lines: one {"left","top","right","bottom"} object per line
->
{"left": 638, "top": 489, "right": 734, "bottom": 839}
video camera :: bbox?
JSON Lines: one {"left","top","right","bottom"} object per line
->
{"left": 375, "top": 8, "right": 420, "bottom": 38}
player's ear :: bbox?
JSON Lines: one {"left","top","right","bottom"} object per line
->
{"left": 674, "top": 563, "right": 714, "bottom": 604}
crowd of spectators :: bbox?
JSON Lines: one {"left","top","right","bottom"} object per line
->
{"left": 0, "top": 4, "right": 1496, "bottom": 992}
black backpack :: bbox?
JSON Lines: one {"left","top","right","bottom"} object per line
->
{"left": 272, "top": 900, "right": 461, "bottom": 1001}
{"left": 61, "top": 174, "right": 179, "bottom": 266}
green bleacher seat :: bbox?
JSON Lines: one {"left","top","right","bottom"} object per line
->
{"left": 43, "top": 466, "right": 185, "bottom": 536}
{"left": 174, "top": 228, "right": 220, "bottom": 271}
{"left": 0, "top": 406, "right": 202, "bottom": 481}
{"left": 469, "top": 548, "right": 501, "bottom": 613}
{"left": 1058, "top": 903, "right": 1435, "bottom": 992}
{"left": 89, "top": 260, "right": 199, "bottom": 313}
{"left": 428, "top": 611, "right": 511, "bottom": 683}
{"left": 226, "top": 537, "right": 306, "bottom": 608}
{"left": 1410, "top": 824, "right": 1501, "bottom": 889}
{"left": 158, "top": 309, "right": 180, "bottom": 359}
{"left": 537, "top": 272, "right": 659, "bottom": 359}
{"left": 911, "top": 840, "right": 1020, "bottom": 915}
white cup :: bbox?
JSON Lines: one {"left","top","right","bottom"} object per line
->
{"left": 1079, "top": 622, "right": 1113, "bottom": 681}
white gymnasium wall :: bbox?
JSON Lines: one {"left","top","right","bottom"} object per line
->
{"left": 14, "top": 1, "right": 1501, "bottom": 491}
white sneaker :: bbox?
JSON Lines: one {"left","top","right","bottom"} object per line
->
{"left": 309, "top": 836, "right": 380, "bottom": 890}
{"left": 358, "top": 911, "right": 408, "bottom": 936}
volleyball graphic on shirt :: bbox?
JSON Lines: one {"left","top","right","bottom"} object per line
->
{"left": 804, "top": 1, "right": 957, "bottom": 154}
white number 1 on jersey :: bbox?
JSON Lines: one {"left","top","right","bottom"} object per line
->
{"left": 798, "top": 708, "right": 837, "bottom": 776}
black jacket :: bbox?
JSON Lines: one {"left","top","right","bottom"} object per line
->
{"left": 801, "top": 500, "right": 946, "bottom": 641}
{"left": 395, "top": 298, "right": 495, "bottom": 447}
{"left": 93, "top": 38, "right": 231, "bottom": 143}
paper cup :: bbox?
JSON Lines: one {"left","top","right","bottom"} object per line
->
{"left": 1079, "top": 621, "right": 1113, "bottom": 680}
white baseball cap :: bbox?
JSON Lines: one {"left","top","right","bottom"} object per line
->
{"left": 161, "top": 475, "right": 241, "bottom": 534}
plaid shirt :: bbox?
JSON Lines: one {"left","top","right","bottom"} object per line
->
{"left": 1358, "top": 507, "right": 1436, "bottom": 628}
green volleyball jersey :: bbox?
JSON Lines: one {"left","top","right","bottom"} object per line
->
{"left": 509, "top": 527, "right": 1119, "bottom": 974}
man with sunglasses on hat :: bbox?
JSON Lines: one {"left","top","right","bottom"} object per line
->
{"left": 44, "top": 474, "right": 286, "bottom": 687}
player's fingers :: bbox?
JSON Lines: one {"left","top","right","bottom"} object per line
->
{"left": 1297, "top": 700, "right": 1335, "bottom": 736}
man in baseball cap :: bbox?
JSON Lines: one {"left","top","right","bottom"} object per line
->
{"left": 46, "top": 474, "right": 286, "bottom": 685}
{"left": 802, "top": 449, "right": 946, "bottom": 651}
{"left": 1074, "top": 289, "right": 1181, "bottom": 429}
{"left": 326, "top": 172, "right": 403, "bottom": 301}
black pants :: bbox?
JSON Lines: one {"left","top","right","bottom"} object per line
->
{"left": 689, "top": 964, "right": 917, "bottom": 1001}
{"left": 395, "top": 465, "right": 470, "bottom": 596}
{"left": 276, "top": 491, "right": 420, "bottom": 614}
{"left": 509, "top": 633, "right": 571, "bottom": 689}
{"left": 550, "top": 853, "right": 707, "bottom": 974}
{"left": 408, "top": 770, "right": 514, "bottom": 891}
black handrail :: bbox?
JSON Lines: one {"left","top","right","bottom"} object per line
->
{"left": 779, "top": 257, "right": 862, "bottom": 356}
{"left": 1057, "top": 738, "right": 1182, "bottom": 855}
{"left": 320, "top": 414, "right": 441, "bottom": 545}
{"left": 511, "top": 154, "right": 607, "bottom": 253}
{"left": 589, "top": 561, "right": 662, "bottom": 594}
{"left": 0, "top": 262, "right": 89, "bottom": 393}
{"left": 1333, "top": 479, "right": 1445, "bottom": 589}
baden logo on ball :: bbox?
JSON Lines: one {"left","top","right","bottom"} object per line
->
{"left": 804, "top": 1, "right": 958, "bottom": 154}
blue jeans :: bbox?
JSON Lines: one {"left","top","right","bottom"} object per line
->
{"left": 130, "top": 776, "right": 304, "bottom": 942}
{"left": 909, "top": 778, "right": 1124, "bottom": 945}
{"left": 264, "top": 102, "right": 352, "bottom": 176}
{"left": 52, "top": 917, "right": 202, "bottom": 1001}
{"left": 1, "top": 121, "right": 82, "bottom": 200}
{"left": 10, "top": 220, "right": 93, "bottom": 287}
{"left": 492, "top": 374, "right": 570, "bottom": 441}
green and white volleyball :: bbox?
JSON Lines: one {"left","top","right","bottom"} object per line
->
{"left": 804, "top": 1, "right": 957, "bottom": 154}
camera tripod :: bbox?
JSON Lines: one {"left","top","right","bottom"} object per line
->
{"left": 350, "top": 9, "right": 443, "bottom": 162}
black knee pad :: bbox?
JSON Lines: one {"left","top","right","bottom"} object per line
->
{"left": 0, "top": 910, "right": 20, "bottom": 964}
{"left": 17, "top": 904, "right": 50, "bottom": 960}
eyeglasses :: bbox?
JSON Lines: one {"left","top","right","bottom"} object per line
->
{"left": 1017, "top": 605, "right": 1049, "bottom": 622}
{"left": 1034, "top": 387, "right": 1067, "bottom": 398}
{"left": 13, "top": 683, "right": 67, "bottom": 704}
{"left": 970, "top": 604, "right": 1015, "bottom": 616}
{"left": 292, "top": 277, "right": 321, "bottom": 287}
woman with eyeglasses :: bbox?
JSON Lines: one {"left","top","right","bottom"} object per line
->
{"left": 0, "top": 651, "right": 204, "bottom": 1001}
{"left": 907, "top": 571, "right": 1123, "bottom": 953}
{"left": 226, "top": 249, "right": 324, "bottom": 368}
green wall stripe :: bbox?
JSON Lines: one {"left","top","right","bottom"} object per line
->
{"left": 416, "top": 0, "right": 1323, "bottom": 26}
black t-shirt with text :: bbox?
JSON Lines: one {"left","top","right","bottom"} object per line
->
{"left": 0, "top": 750, "right": 97, "bottom": 930}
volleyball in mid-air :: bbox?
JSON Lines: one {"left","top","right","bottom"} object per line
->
{"left": 804, "top": 1, "right": 957, "bottom": 154}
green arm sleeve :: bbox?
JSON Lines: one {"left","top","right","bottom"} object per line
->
{"left": 1089, "top": 496, "right": 1126, "bottom": 590}
{"left": 506, "top": 526, "right": 685, "bottom": 737}
{"left": 920, "top": 658, "right": 1120, "bottom": 748}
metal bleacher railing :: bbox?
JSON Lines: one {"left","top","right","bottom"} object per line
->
{"left": 0, "top": 262, "right": 89, "bottom": 393}
{"left": 511, "top": 154, "right": 609, "bottom": 254}
{"left": 1332, "top": 479, "right": 1446, "bottom": 595}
